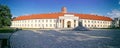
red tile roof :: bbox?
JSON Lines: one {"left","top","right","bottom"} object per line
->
{"left": 75, "top": 14, "right": 112, "bottom": 21}
{"left": 13, "top": 13, "right": 112, "bottom": 21}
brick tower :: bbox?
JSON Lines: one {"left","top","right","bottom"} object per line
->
{"left": 61, "top": 7, "right": 67, "bottom": 13}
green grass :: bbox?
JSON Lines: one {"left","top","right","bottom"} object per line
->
{"left": 0, "top": 27, "right": 16, "bottom": 33}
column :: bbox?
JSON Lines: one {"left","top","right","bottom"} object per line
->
{"left": 74, "top": 20, "right": 76, "bottom": 27}
{"left": 63, "top": 19, "right": 64, "bottom": 28}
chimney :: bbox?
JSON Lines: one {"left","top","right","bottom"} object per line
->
{"left": 61, "top": 7, "right": 67, "bottom": 13}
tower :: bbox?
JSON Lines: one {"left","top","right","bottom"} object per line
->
{"left": 61, "top": 7, "right": 67, "bottom": 13}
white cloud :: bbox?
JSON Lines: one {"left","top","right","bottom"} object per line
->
{"left": 107, "top": 9, "right": 120, "bottom": 18}
{"left": 24, "top": 14, "right": 29, "bottom": 16}
{"left": 12, "top": 15, "right": 17, "bottom": 17}
{"left": 119, "top": 1, "right": 120, "bottom": 5}
{"left": 90, "top": 13, "right": 98, "bottom": 15}
{"left": 90, "top": 13, "right": 103, "bottom": 16}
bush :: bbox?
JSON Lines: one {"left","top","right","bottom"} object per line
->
{"left": 0, "top": 27, "right": 15, "bottom": 33}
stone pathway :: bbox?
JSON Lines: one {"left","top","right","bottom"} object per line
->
{"left": 10, "top": 30, "right": 120, "bottom": 48}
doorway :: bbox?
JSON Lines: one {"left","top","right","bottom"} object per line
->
{"left": 67, "top": 21, "right": 71, "bottom": 28}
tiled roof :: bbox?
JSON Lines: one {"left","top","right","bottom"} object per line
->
{"left": 75, "top": 14, "right": 112, "bottom": 21}
{"left": 13, "top": 13, "right": 112, "bottom": 21}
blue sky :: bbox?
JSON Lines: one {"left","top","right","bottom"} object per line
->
{"left": 0, "top": 0, "right": 120, "bottom": 17}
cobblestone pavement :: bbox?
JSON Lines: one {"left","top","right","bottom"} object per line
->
{"left": 10, "top": 30, "right": 120, "bottom": 48}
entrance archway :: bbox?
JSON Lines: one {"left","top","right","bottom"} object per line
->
{"left": 67, "top": 21, "right": 71, "bottom": 28}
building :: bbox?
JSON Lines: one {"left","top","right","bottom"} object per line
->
{"left": 113, "top": 17, "right": 120, "bottom": 28}
{"left": 11, "top": 7, "right": 112, "bottom": 29}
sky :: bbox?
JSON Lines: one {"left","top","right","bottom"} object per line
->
{"left": 0, "top": 0, "right": 120, "bottom": 18}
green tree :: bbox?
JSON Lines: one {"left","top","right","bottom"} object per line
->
{"left": 0, "top": 5, "right": 12, "bottom": 28}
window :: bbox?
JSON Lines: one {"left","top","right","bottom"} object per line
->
{"left": 84, "top": 20, "right": 86, "bottom": 23}
{"left": 95, "top": 25, "right": 96, "bottom": 27}
{"left": 42, "top": 24, "right": 44, "bottom": 28}
{"left": 107, "top": 22, "right": 109, "bottom": 24}
{"left": 85, "top": 24, "right": 87, "bottom": 27}
{"left": 35, "top": 20, "right": 37, "bottom": 22}
{"left": 98, "top": 21, "right": 99, "bottom": 23}
{"left": 94, "top": 21, "right": 96, "bottom": 23}
{"left": 46, "top": 20, "right": 48, "bottom": 22}
{"left": 98, "top": 25, "right": 99, "bottom": 27}
{"left": 91, "top": 21, "right": 93, "bottom": 23}
{"left": 54, "top": 20, "right": 56, "bottom": 22}
{"left": 31, "top": 24, "right": 33, "bottom": 26}
{"left": 42, "top": 20, "right": 44, "bottom": 22}
{"left": 88, "top": 25, "right": 90, "bottom": 27}
{"left": 50, "top": 20, "right": 52, "bottom": 22}
{"left": 25, "top": 24, "right": 26, "bottom": 26}
{"left": 101, "top": 25, "right": 102, "bottom": 27}
{"left": 46, "top": 24, "right": 48, "bottom": 27}
{"left": 50, "top": 24, "right": 52, "bottom": 27}
{"left": 35, "top": 24, "right": 37, "bottom": 26}
{"left": 39, "top": 24, "right": 41, "bottom": 27}
{"left": 88, "top": 21, "right": 90, "bottom": 23}
{"left": 92, "top": 25, "right": 93, "bottom": 27}
{"left": 74, "top": 20, "right": 76, "bottom": 23}
{"left": 54, "top": 24, "right": 56, "bottom": 27}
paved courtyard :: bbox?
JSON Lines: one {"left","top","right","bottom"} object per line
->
{"left": 10, "top": 29, "right": 120, "bottom": 48}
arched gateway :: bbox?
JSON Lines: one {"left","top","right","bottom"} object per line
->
{"left": 67, "top": 21, "right": 71, "bottom": 28}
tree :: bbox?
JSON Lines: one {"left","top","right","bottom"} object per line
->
{"left": 0, "top": 5, "right": 12, "bottom": 28}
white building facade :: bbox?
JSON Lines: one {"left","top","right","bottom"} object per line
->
{"left": 11, "top": 14, "right": 79, "bottom": 28}
{"left": 11, "top": 7, "right": 112, "bottom": 29}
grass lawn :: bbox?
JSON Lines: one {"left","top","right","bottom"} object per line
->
{"left": 0, "top": 27, "right": 16, "bottom": 33}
